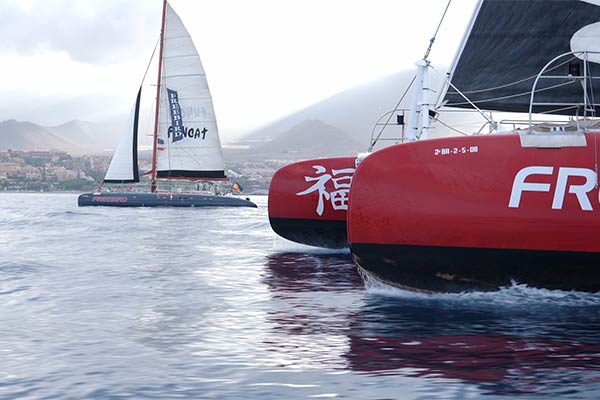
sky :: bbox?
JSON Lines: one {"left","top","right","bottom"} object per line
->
{"left": 0, "top": 0, "right": 478, "bottom": 140}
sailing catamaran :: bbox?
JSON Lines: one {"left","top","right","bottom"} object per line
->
{"left": 348, "top": 0, "right": 600, "bottom": 292}
{"left": 78, "top": 0, "right": 256, "bottom": 208}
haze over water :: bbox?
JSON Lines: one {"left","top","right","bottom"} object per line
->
{"left": 1, "top": 193, "right": 599, "bottom": 399}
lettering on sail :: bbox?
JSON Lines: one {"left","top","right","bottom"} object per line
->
{"left": 296, "top": 165, "right": 355, "bottom": 216}
{"left": 181, "top": 106, "right": 208, "bottom": 120}
{"left": 166, "top": 88, "right": 208, "bottom": 143}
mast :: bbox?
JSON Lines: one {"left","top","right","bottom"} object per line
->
{"left": 151, "top": 0, "right": 168, "bottom": 193}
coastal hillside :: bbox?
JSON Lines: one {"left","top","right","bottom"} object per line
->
{"left": 225, "top": 119, "right": 364, "bottom": 161}
{"left": 0, "top": 120, "right": 81, "bottom": 153}
{"left": 234, "top": 72, "right": 416, "bottom": 151}
{"left": 0, "top": 118, "right": 124, "bottom": 155}
{"left": 225, "top": 69, "right": 487, "bottom": 161}
{"left": 0, "top": 70, "right": 489, "bottom": 160}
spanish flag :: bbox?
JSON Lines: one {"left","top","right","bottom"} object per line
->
{"left": 232, "top": 182, "right": 243, "bottom": 194}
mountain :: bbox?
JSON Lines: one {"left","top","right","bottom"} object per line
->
{"left": 47, "top": 119, "right": 125, "bottom": 152}
{"left": 0, "top": 119, "right": 80, "bottom": 153}
{"left": 236, "top": 71, "right": 417, "bottom": 150}
{"left": 46, "top": 120, "right": 102, "bottom": 151}
{"left": 226, "top": 69, "right": 497, "bottom": 161}
{"left": 222, "top": 72, "right": 416, "bottom": 161}
{"left": 226, "top": 119, "right": 364, "bottom": 160}
{"left": 0, "top": 118, "right": 125, "bottom": 154}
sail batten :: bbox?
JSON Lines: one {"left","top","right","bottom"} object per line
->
{"left": 165, "top": 75, "right": 209, "bottom": 80}
{"left": 163, "top": 55, "right": 199, "bottom": 60}
{"left": 442, "top": 0, "right": 600, "bottom": 115}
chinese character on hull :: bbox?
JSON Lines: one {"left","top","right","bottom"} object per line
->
{"left": 296, "top": 165, "right": 355, "bottom": 216}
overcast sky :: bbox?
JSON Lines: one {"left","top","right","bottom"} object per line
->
{"left": 0, "top": 0, "right": 478, "bottom": 139}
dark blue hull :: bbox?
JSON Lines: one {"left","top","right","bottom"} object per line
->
{"left": 78, "top": 192, "right": 257, "bottom": 208}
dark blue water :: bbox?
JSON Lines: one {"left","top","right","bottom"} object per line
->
{"left": 1, "top": 193, "right": 600, "bottom": 399}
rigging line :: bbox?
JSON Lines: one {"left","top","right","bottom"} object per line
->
{"left": 182, "top": 145, "right": 211, "bottom": 170}
{"left": 142, "top": 39, "right": 161, "bottom": 85}
{"left": 595, "top": 129, "right": 599, "bottom": 189}
{"left": 445, "top": 80, "right": 576, "bottom": 107}
{"left": 435, "top": 118, "right": 470, "bottom": 136}
{"left": 370, "top": 75, "right": 416, "bottom": 150}
{"left": 538, "top": 105, "right": 579, "bottom": 115}
{"left": 430, "top": 65, "right": 493, "bottom": 124}
{"left": 424, "top": 0, "right": 452, "bottom": 59}
{"left": 586, "top": 57, "right": 597, "bottom": 116}
{"left": 445, "top": 56, "right": 578, "bottom": 95}
{"left": 172, "top": 137, "right": 223, "bottom": 179}
{"left": 371, "top": 0, "right": 450, "bottom": 146}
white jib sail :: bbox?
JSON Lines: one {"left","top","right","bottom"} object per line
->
{"left": 156, "top": 3, "right": 226, "bottom": 180}
{"left": 104, "top": 88, "right": 141, "bottom": 183}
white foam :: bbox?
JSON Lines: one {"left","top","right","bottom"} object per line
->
{"left": 271, "top": 236, "right": 350, "bottom": 255}
{"left": 360, "top": 268, "right": 600, "bottom": 308}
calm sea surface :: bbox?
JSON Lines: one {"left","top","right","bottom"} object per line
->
{"left": 1, "top": 193, "right": 600, "bottom": 399}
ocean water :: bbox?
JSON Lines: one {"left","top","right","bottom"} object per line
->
{"left": 1, "top": 193, "right": 600, "bottom": 399}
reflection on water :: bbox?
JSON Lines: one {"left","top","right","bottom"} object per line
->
{"left": 345, "top": 294, "right": 600, "bottom": 396}
{"left": 260, "top": 252, "right": 361, "bottom": 371}
{"left": 263, "top": 252, "right": 362, "bottom": 294}
{"left": 1, "top": 194, "right": 600, "bottom": 399}
{"left": 263, "top": 251, "right": 600, "bottom": 397}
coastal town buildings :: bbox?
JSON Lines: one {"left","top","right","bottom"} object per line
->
{"left": 0, "top": 149, "right": 277, "bottom": 193}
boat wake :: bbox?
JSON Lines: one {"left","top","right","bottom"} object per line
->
{"left": 360, "top": 266, "right": 600, "bottom": 308}
{"left": 271, "top": 236, "right": 350, "bottom": 255}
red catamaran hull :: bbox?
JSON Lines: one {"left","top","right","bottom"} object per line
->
{"left": 268, "top": 157, "right": 355, "bottom": 249}
{"left": 348, "top": 132, "right": 600, "bottom": 292}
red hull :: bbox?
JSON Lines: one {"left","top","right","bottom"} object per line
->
{"left": 268, "top": 157, "right": 355, "bottom": 248}
{"left": 348, "top": 132, "right": 600, "bottom": 292}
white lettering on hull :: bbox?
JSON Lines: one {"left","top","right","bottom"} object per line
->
{"left": 509, "top": 166, "right": 598, "bottom": 210}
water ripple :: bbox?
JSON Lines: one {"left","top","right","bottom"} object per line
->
{"left": 0, "top": 193, "right": 598, "bottom": 399}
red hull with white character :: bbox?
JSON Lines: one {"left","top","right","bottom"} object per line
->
{"left": 348, "top": 132, "right": 600, "bottom": 292}
{"left": 268, "top": 157, "right": 355, "bottom": 249}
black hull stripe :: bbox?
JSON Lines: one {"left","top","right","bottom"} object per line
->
{"left": 104, "top": 180, "right": 138, "bottom": 184}
{"left": 269, "top": 217, "right": 348, "bottom": 249}
{"left": 157, "top": 170, "right": 226, "bottom": 179}
{"left": 78, "top": 192, "right": 256, "bottom": 208}
{"left": 350, "top": 243, "right": 600, "bottom": 293}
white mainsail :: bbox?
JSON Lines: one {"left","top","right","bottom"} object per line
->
{"left": 104, "top": 88, "right": 141, "bottom": 183}
{"left": 156, "top": 3, "right": 226, "bottom": 180}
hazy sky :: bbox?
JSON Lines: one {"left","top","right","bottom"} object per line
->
{"left": 0, "top": 0, "right": 478, "bottom": 139}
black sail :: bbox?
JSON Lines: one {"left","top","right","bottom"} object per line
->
{"left": 442, "top": 0, "right": 600, "bottom": 115}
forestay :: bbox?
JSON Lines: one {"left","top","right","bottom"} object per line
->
{"left": 442, "top": 0, "right": 600, "bottom": 115}
{"left": 156, "top": 3, "right": 226, "bottom": 180}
